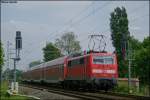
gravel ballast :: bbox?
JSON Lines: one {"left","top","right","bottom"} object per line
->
{"left": 19, "top": 86, "right": 79, "bottom": 100}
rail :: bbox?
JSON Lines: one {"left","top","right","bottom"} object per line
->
{"left": 19, "top": 83, "right": 150, "bottom": 100}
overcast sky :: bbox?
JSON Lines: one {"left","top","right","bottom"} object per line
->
{"left": 1, "top": 1, "right": 149, "bottom": 71}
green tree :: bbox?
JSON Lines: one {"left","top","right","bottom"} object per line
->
{"left": 55, "top": 32, "right": 81, "bottom": 55}
{"left": 43, "top": 42, "right": 61, "bottom": 62}
{"left": 129, "top": 36, "right": 142, "bottom": 50}
{"left": 2, "top": 69, "right": 23, "bottom": 81}
{"left": 0, "top": 42, "right": 4, "bottom": 83}
{"left": 134, "top": 36, "right": 150, "bottom": 84}
{"left": 0, "top": 42, "right": 4, "bottom": 67}
{"left": 110, "top": 7, "right": 130, "bottom": 77}
{"left": 128, "top": 36, "right": 142, "bottom": 78}
{"left": 29, "top": 60, "right": 42, "bottom": 68}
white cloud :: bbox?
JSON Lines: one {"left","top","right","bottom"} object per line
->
{"left": 129, "top": 26, "right": 141, "bottom": 31}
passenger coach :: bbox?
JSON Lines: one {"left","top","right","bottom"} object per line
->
{"left": 22, "top": 56, "right": 67, "bottom": 84}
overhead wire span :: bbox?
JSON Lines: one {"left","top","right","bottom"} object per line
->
{"left": 23, "top": 2, "right": 148, "bottom": 60}
{"left": 47, "top": 1, "right": 95, "bottom": 41}
{"left": 48, "top": 1, "right": 111, "bottom": 41}
{"left": 24, "top": 2, "right": 94, "bottom": 55}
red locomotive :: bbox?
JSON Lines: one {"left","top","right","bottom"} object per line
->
{"left": 22, "top": 51, "right": 118, "bottom": 90}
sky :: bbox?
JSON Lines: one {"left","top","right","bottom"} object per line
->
{"left": 1, "top": 1, "right": 149, "bottom": 71}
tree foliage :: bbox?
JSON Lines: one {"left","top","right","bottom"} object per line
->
{"left": 0, "top": 42, "right": 4, "bottom": 67}
{"left": 0, "top": 42, "right": 4, "bottom": 83}
{"left": 110, "top": 7, "right": 149, "bottom": 82}
{"left": 43, "top": 42, "right": 61, "bottom": 62}
{"left": 133, "top": 36, "right": 150, "bottom": 84}
{"left": 128, "top": 36, "right": 141, "bottom": 77}
{"left": 2, "top": 68, "right": 23, "bottom": 81}
{"left": 55, "top": 32, "right": 81, "bottom": 55}
{"left": 110, "top": 7, "right": 130, "bottom": 77}
{"left": 29, "top": 60, "right": 42, "bottom": 68}
{"left": 129, "top": 36, "right": 142, "bottom": 50}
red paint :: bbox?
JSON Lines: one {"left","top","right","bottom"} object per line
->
{"left": 23, "top": 52, "right": 118, "bottom": 83}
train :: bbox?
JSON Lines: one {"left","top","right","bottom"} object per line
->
{"left": 22, "top": 51, "right": 118, "bottom": 91}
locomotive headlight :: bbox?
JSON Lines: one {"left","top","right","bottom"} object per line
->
{"left": 106, "top": 70, "right": 115, "bottom": 74}
{"left": 92, "top": 69, "right": 116, "bottom": 74}
{"left": 92, "top": 69, "right": 103, "bottom": 73}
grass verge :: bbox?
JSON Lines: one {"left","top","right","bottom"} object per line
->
{"left": 112, "top": 82, "right": 149, "bottom": 96}
{"left": 0, "top": 81, "right": 34, "bottom": 100}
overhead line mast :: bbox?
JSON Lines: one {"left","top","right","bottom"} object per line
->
{"left": 6, "top": 41, "right": 10, "bottom": 80}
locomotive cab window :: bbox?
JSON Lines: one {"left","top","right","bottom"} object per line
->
{"left": 68, "top": 57, "right": 84, "bottom": 67}
{"left": 93, "top": 56, "right": 114, "bottom": 64}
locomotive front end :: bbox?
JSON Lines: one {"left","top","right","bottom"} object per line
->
{"left": 90, "top": 53, "right": 118, "bottom": 90}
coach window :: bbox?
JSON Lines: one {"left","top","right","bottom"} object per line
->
{"left": 68, "top": 61, "right": 71, "bottom": 67}
{"left": 80, "top": 58, "right": 84, "bottom": 64}
{"left": 72, "top": 59, "right": 79, "bottom": 66}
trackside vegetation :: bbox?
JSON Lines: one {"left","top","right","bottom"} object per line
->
{"left": 110, "top": 6, "right": 150, "bottom": 95}
{"left": 0, "top": 81, "right": 35, "bottom": 100}
{"left": 113, "top": 80, "right": 149, "bottom": 96}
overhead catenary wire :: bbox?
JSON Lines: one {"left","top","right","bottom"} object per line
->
{"left": 25, "top": 1, "right": 147, "bottom": 55}
{"left": 46, "top": 1, "right": 95, "bottom": 41}
{"left": 127, "top": 3, "right": 148, "bottom": 15}
{"left": 87, "top": 3, "right": 148, "bottom": 34}
{"left": 22, "top": 2, "right": 148, "bottom": 63}
{"left": 63, "top": 1, "right": 111, "bottom": 33}
{"left": 20, "top": 2, "right": 95, "bottom": 57}
{"left": 22, "top": 2, "right": 111, "bottom": 57}
{"left": 48, "top": 1, "right": 111, "bottom": 41}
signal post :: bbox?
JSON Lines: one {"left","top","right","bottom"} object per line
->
{"left": 11, "top": 31, "right": 22, "bottom": 94}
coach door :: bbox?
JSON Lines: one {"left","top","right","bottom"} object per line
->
{"left": 78, "top": 57, "right": 85, "bottom": 80}
{"left": 83, "top": 57, "right": 87, "bottom": 80}
{"left": 59, "top": 64, "right": 64, "bottom": 81}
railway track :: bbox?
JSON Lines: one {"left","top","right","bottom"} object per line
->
{"left": 20, "top": 83, "right": 150, "bottom": 100}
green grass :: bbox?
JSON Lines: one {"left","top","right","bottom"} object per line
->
{"left": 0, "top": 81, "right": 33, "bottom": 100}
{"left": 112, "top": 81, "right": 149, "bottom": 96}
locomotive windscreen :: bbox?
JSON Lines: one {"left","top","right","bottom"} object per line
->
{"left": 93, "top": 56, "right": 114, "bottom": 64}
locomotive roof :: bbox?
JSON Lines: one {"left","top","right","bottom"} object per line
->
{"left": 30, "top": 56, "right": 66, "bottom": 70}
{"left": 28, "top": 52, "right": 115, "bottom": 71}
{"left": 68, "top": 52, "right": 114, "bottom": 61}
